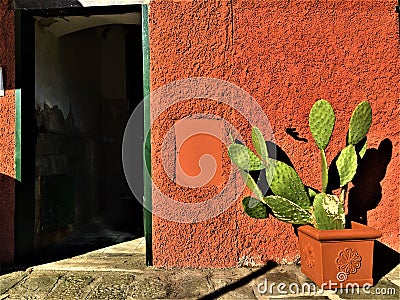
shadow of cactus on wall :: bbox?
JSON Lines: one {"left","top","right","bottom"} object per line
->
{"left": 325, "top": 138, "right": 393, "bottom": 226}
{"left": 347, "top": 138, "right": 392, "bottom": 225}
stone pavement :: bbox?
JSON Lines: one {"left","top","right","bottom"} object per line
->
{"left": 0, "top": 238, "right": 398, "bottom": 299}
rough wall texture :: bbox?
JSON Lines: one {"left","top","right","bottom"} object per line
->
{"left": 149, "top": 0, "right": 399, "bottom": 267}
{"left": 0, "top": 0, "right": 15, "bottom": 265}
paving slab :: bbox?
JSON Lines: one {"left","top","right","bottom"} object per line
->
{"left": 337, "top": 279, "right": 399, "bottom": 300}
{"left": 385, "top": 264, "right": 400, "bottom": 287}
{"left": 33, "top": 238, "right": 146, "bottom": 273}
{"left": 45, "top": 273, "right": 96, "bottom": 299}
{"left": 152, "top": 269, "right": 213, "bottom": 299}
{"left": 6, "top": 273, "right": 60, "bottom": 300}
{"left": 206, "top": 268, "right": 258, "bottom": 299}
{"left": 86, "top": 274, "right": 136, "bottom": 300}
{"left": 0, "top": 238, "right": 398, "bottom": 300}
{"left": 0, "top": 272, "right": 28, "bottom": 295}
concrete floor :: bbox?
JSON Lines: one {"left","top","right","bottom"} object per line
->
{"left": 28, "top": 206, "right": 144, "bottom": 266}
{"left": 32, "top": 216, "right": 140, "bottom": 265}
{"left": 0, "top": 238, "right": 399, "bottom": 299}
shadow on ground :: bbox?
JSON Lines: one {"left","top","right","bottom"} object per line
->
{"left": 31, "top": 211, "right": 144, "bottom": 265}
{"left": 373, "top": 241, "right": 400, "bottom": 283}
{"left": 198, "top": 261, "right": 278, "bottom": 300}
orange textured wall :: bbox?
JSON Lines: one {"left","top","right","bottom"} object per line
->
{"left": 149, "top": 0, "right": 399, "bottom": 267}
{"left": 0, "top": 0, "right": 15, "bottom": 265}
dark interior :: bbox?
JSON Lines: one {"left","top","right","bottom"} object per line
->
{"left": 15, "top": 5, "right": 144, "bottom": 265}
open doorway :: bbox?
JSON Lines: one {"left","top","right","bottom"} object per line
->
{"left": 16, "top": 6, "right": 144, "bottom": 264}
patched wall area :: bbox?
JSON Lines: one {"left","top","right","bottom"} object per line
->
{"left": 149, "top": 0, "right": 399, "bottom": 267}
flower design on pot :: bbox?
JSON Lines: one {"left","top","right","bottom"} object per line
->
{"left": 336, "top": 248, "right": 362, "bottom": 274}
{"left": 302, "top": 243, "right": 315, "bottom": 268}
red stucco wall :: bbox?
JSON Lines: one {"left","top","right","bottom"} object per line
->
{"left": 149, "top": 0, "right": 399, "bottom": 267}
{"left": 0, "top": 0, "right": 15, "bottom": 265}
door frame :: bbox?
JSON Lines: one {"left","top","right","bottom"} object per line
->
{"left": 14, "top": 2, "right": 152, "bottom": 265}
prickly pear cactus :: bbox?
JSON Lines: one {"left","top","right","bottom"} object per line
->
{"left": 309, "top": 100, "right": 336, "bottom": 150}
{"left": 242, "top": 197, "right": 268, "bottom": 219}
{"left": 263, "top": 195, "right": 311, "bottom": 224}
{"left": 240, "top": 171, "right": 264, "bottom": 201}
{"left": 228, "top": 99, "right": 372, "bottom": 230}
{"left": 252, "top": 127, "right": 269, "bottom": 161}
{"left": 357, "top": 138, "right": 368, "bottom": 159}
{"left": 321, "top": 149, "right": 329, "bottom": 193}
{"left": 228, "top": 144, "right": 265, "bottom": 171}
{"left": 348, "top": 101, "right": 372, "bottom": 145}
{"left": 313, "top": 193, "right": 345, "bottom": 230}
{"left": 265, "top": 159, "right": 311, "bottom": 209}
{"left": 336, "top": 145, "right": 358, "bottom": 187}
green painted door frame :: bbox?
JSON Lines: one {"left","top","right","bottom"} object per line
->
{"left": 14, "top": 3, "right": 152, "bottom": 265}
{"left": 141, "top": 4, "right": 152, "bottom": 266}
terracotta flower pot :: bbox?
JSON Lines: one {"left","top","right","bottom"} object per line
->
{"left": 298, "top": 221, "right": 381, "bottom": 289}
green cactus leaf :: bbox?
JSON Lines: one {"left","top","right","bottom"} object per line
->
{"left": 242, "top": 196, "right": 269, "bottom": 219}
{"left": 356, "top": 137, "right": 367, "bottom": 159}
{"left": 264, "top": 195, "right": 312, "bottom": 224}
{"left": 336, "top": 145, "right": 358, "bottom": 187}
{"left": 348, "top": 101, "right": 372, "bottom": 145}
{"left": 313, "top": 193, "right": 345, "bottom": 230}
{"left": 321, "top": 150, "right": 328, "bottom": 193}
{"left": 265, "top": 159, "right": 311, "bottom": 209}
{"left": 252, "top": 127, "right": 269, "bottom": 161}
{"left": 309, "top": 99, "right": 336, "bottom": 150}
{"left": 307, "top": 186, "right": 318, "bottom": 199}
{"left": 228, "top": 144, "right": 266, "bottom": 171}
{"left": 240, "top": 171, "right": 264, "bottom": 201}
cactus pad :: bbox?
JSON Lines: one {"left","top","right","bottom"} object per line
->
{"left": 307, "top": 186, "right": 318, "bottom": 199}
{"left": 313, "top": 193, "right": 345, "bottom": 230}
{"left": 348, "top": 101, "right": 372, "bottom": 145}
{"left": 265, "top": 159, "right": 311, "bottom": 209}
{"left": 242, "top": 197, "right": 268, "bottom": 219}
{"left": 309, "top": 99, "right": 335, "bottom": 150}
{"left": 263, "top": 195, "right": 311, "bottom": 224}
{"left": 252, "top": 127, "right": 269, "bottom": 161}
{"left": 240, "top": 171, "right": 264, "bottom": 201}
{"left": 228, "top": 144, "right": 266, "bottom": 171}
{"left": 357, "top": 138, "right": 367, "bottom": 159}
{"left": 336, "top": 145, "right": 358, "bottom": 187}
{"left": 321, "top": 150, "right": 328, "bottom": 193}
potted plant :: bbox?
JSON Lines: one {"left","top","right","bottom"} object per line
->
{"left": 228, "top": 99, "right": 381, "bottom": 288}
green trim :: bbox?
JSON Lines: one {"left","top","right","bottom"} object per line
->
{"left": 15, "top": 10, "right": 22, "bottom": 182}
{"left": 142, "top": 4, "right": 152, "bottom": 266}
{"left": 15, "top": 88, "right": 22, "bottom": 181}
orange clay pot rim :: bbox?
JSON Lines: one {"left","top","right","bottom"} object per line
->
{"left": 298, "top": 221, "right": 381, "bottom": 241}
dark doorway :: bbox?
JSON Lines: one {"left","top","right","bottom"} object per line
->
{"left": 15, "top": 5, "right": 144, "bottom": 265}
